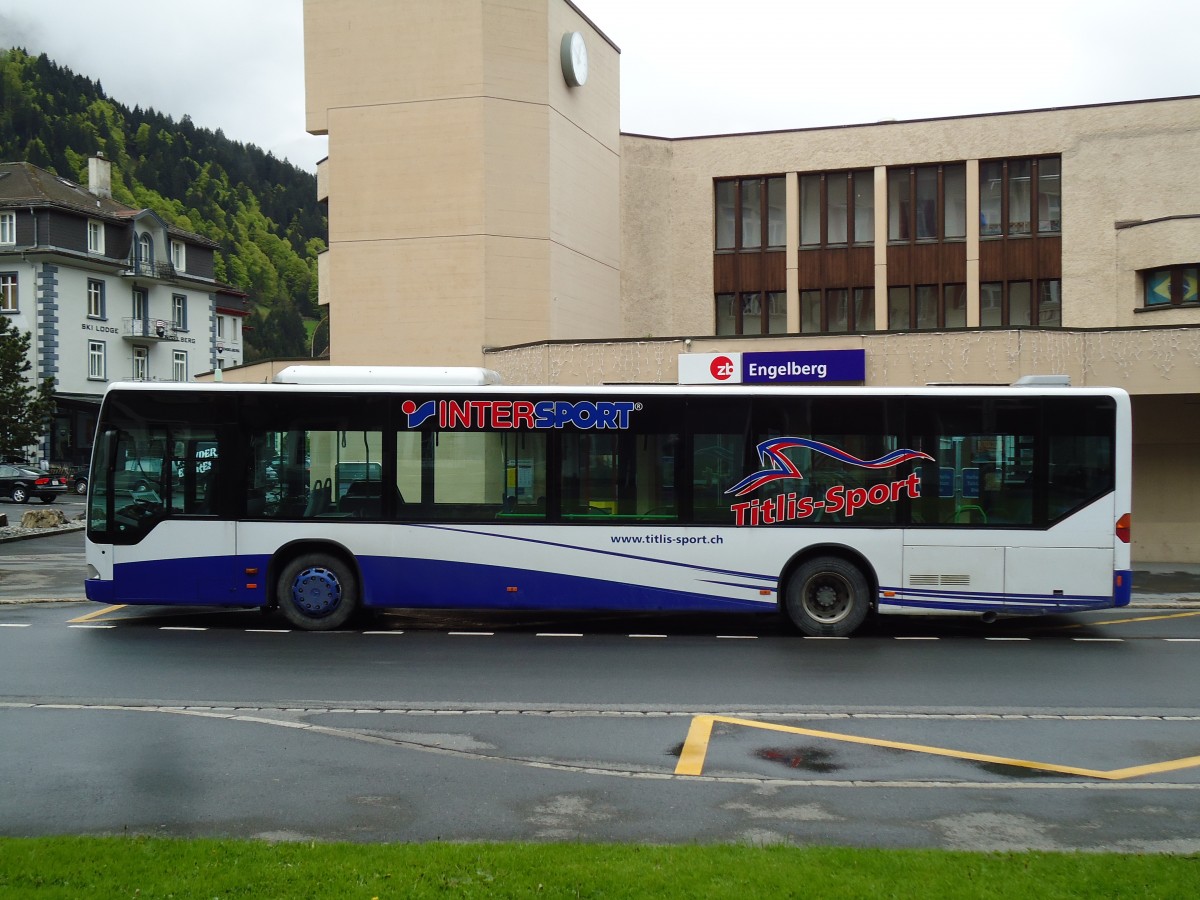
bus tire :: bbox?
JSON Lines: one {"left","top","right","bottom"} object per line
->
{"left": 784, "top": 556, "right": 870, "bottom": 637}
{"left": 277, "top": 553, "right": 359, "bottom": 630}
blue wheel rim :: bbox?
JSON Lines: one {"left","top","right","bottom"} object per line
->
{"left": 290, "top": 566, "right": 343, "bottom": 618}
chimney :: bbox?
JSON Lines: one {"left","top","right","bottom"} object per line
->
{"left": 88, "top": 153, "right": 112, "bottom": 199}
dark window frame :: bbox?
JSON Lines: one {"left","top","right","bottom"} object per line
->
{"left": 887, "top": 162, "right": 967, "bottom": 245}
{"left": 0, "top": 211, "right": 15, "bottom": 245}
{"left": 714, "top": 176, "right": 787, "bottom": 252}
{"left": 172, "top": 293, "right": 188, "bottom": 331}
{"left": 799, "top": 169, "right": 875, "bottom": 249}
{"left": 980, "top": 156, "right": 1062, "bottom": 239}
{"left": 801, "top": 287, "right": 876, "bottom": 334}
{"left": 1140, "top": 264, "right": 1199, "bottom": 310}
{"left": 0, "top": 271, "right": 17, "bottom": 312}
{"left": 87, "top": 340, "right": 106, "bottom": 381}
{"left": 716, "top": 290, "right": 788, "bottom": 336}
{"left": 888, "top": 283, "right": 969, "bottom": 331}
{"left": 980, "top": 279, "right": 1063, "bottom": 328}
{"left": 87, "top": 278, "right": 106, "bottom": 320}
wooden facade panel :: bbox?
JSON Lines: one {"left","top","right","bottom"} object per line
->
{"left": 1038, "top": 236, "right": 1062, "bottom": 277}
{"left": 888, "top": 242, "right": 966, "bottom": 285}
{"left": 980, "top": 237, "right": 1059, "bottom": 281}
{"left": 720, "top": 237, "right": 1058, "bottom": 294}
{"left": 762, "top": 250, "right": 786, "bottom": 289}
{"left": 1003, "top": 238, "right": 1036, "bottom": 279}
{"left": 979, "top": 240, "right": 1004, "bottom": 281}
{"left": 797, "top": 247, "right": 873, "bottom": 289}
{"left": 735, "top": 253, "right": 758, "bottom": 285}
{"left": 713, "top": 253, "right": 738, "bottom": 293}
{"left": 712, "top": 250, "right": 787, "bottom": 293}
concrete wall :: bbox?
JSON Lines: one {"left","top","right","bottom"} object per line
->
{"left": 304, "top": 0, "right": 621, "bottom": 366}
{"left": 620, "top": 97, "right": 1200, "bottom": 339}
{"left": 1132, "top": 394, "right": 1200, "bottom": 561}
{"left": 485, "top": 326, "right": 1200, "bottom": 394}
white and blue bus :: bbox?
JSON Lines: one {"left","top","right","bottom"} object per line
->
{"left": 84, "top": 367, "right": 1132, "bottom": 636}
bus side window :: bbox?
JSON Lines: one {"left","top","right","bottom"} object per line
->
{"left": 246, "top": 433, "right": 275, "bottom": 518}
{"left": 557, "top": 430, "right": 678, "bottom": 522}
{"left": 1046, "top": 403, "right": 1114, "bottom": 522}
{"left": 168, "top": 433, "right": 219, "bottom": 517}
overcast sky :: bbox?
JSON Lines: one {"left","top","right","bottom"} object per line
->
{"left": 3, "top": 0, "right": 1198, "bottom": 173}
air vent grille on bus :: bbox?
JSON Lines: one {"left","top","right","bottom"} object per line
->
{"left": 909, "top": 574, "right": 971, "bottom": 586}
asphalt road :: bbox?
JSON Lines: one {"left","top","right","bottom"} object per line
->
{"left": 3, "top": 592, "right": 1200, "bottom": 849}
{"left": 3, "top": 498, "right": 1200, "bottom": 849}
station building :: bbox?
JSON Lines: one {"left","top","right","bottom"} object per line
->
{"left": 294, "top": 0, "right": 1200, "bottom": 562}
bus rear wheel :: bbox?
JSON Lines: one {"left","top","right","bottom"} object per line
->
{"left": 277, "top": 553, "right": 359, "bottom": 630}
{"left": 784, "top": 556, "right": 870, "bottom": 637}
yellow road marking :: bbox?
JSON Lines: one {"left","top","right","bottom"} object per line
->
{"left": 674, "top": 714, "right": 1200, "bottom": 781}
{"left": 1054, "top": 610, "right": 1200, "bottom": 630}
{"left": 67, "top": 604, "right": 127, "bottom": 624}
{"left": 677, "top": 715, "right": 716, "bottom": 776}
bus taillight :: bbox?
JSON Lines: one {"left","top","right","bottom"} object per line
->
{"left": 1116, "top": 513, "right": 1131, "bottom": 544}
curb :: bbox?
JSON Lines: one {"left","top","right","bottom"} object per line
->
{"left": 0, "top": 598, "right": 82, "bottom": 604}
{"left": 0, "top": 522, "right": 86, "bottom": 544}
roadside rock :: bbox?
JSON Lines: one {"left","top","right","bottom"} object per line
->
{"left": 20, "top": 509, "right": 68, "bottom": 529}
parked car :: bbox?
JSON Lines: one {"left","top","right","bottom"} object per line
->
{"left": 41, "top": 465, "right": 88, "bottom": 495}
{"left": 61, "top": 465, "right": 89, "bottom": 495}
{"left": 107, "top": 460, "right": 162, "bottom": 497}
{"left": 0, "top": 464, "right": 69, "bottom": 504}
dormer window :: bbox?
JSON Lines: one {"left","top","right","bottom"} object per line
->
{"left": 138, "top": 233, "right": 153, "bottom": 273}
{"left": 171, "top": 239, "right": 186, "bottom": 272}
{"left": 88, "top": 220, "right": 105, "bottom": 254}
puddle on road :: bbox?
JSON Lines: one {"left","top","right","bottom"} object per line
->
{"left": 754, "top": 745, "right": 841, "bottom": 773}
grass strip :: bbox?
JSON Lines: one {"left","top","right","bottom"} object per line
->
{"left": 1, "top": 838, "right": 1197, "bottom": 898}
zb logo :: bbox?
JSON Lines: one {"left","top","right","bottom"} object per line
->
{"left": 709, "top": 355, "right": 736, "bottom": 381}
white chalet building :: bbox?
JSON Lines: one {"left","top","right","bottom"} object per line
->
{"left": 0, "top": 156, "right": 248, "bottom": 467}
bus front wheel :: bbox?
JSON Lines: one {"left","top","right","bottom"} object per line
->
{"left": 277, "top": 553, "right": 359, "bottom": 630}
{"left": 784, "top": 557, "right": 870, "bottom": 637}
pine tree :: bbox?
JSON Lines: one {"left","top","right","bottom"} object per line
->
{"left": 0, "top": 315, "right": 56, "bottom": 460}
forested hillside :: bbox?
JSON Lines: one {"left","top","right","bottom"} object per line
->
{"left": 0, "top": 48, "right": 328, "bottom": 360}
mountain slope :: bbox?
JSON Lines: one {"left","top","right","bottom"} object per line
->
{"left": 0, "top": 47, "right": 327, "bottom": 359}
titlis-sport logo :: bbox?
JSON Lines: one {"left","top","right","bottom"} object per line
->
{"left": 726, "top": 437, "right": 933, "bottom": 526}
{"left": 401, "top": 398, "right": 640, "bottom": 430}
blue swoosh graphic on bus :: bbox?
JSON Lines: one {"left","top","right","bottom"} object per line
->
{"left": 409, "top": 523, "right": 776, "bottom": 584}
{"left": 725, "top": 437, "right": 934, "bottom": 497}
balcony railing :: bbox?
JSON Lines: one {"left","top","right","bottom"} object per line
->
{"left": 124, "top": 259, "right": 178, "bottom": 280}
{"left": 121, "top": 317, "right": 178, "bottom": 341}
